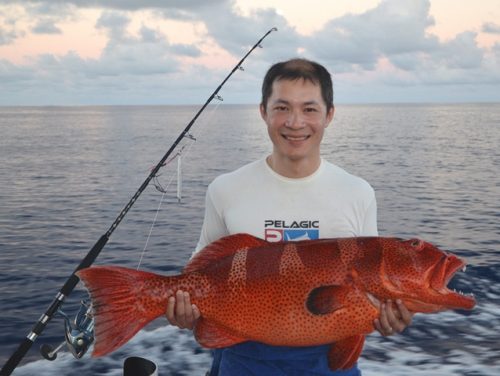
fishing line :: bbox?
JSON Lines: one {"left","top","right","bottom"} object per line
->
{"left": 137, "top": 99, "right": 223, "bottom": 270}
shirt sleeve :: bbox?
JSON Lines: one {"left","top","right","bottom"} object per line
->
{"left": 360, "top": 195, "right": 378, "bottom": 236}
{"left": 193, "top": 184, "right": 229, "bottom": 256}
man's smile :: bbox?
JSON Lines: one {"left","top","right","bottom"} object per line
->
{"left": 282, "top": 134, "right": 311, "bottom": 141}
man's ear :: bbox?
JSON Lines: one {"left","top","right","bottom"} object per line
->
{"left": 325, "top": 105, "right": 335, "bottom": 128}
{"left": 259, "top": 103, "right": 267, "bottom": 120}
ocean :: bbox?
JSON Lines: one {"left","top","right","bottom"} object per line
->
{"left": 0, "top": 104, "right": 499, "bottom": 375}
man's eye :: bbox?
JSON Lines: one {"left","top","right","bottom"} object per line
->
{"left": 275, "top": 106, "right": 288, "bottom": 111}
{"left": 305, "top": 107, "right": 318, "bottom": 113}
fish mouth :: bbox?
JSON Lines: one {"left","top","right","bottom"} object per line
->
{"left": 365, "top": 254, "right": 476, "bottom": 313}
{"left": 429, "top": 254, "right": 475, "bottom": 309}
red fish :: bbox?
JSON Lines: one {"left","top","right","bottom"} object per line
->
{"left": 77, "top": 234, "right": 475, "bottom": 370}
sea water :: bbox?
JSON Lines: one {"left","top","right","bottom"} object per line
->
{"left": 0, "top": 104, "right": 499, "bottom": 375}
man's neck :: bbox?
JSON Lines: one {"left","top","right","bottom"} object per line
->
{"left": 266, "top": 154, "right": 321, "bottom": 179}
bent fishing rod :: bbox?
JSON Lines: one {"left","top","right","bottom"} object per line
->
{"left": 1, "top": 27, "right": 277, "bottom": 376}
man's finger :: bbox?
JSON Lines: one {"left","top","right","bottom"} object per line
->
{"left": 378, "top": 303, "right": 393, "bottom": 335}
{"left": 192, "top": 304, "right": 201, "bottom": 321}
{"left": 166, "top": 295, "right": 178, "bottom": 326}
{"left": 396, "top": 299, "right": 413, "bottom": 326}
{"left": 182, "top": 291, "right": 194, "bottom": 329}
{"left": 385, "top": 300, "right": 405, "bottom": 333}
{"left": 175, "top": 290, "right": 187, "bottom": 328}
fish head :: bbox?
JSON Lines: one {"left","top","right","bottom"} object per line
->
{"left": 362, "top": 238, "right": 476, "bottom": 313}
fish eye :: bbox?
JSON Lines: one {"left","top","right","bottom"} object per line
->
{"left": 410, "top": 239, "right": 422, "bottom": 248}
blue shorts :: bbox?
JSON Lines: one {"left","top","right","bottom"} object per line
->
{"left": 209, "top": 342, "right": 361, "bottom": 376}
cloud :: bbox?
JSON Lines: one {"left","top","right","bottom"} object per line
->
{"left": 170, "top": 43, "right": 201, "bottom": 58}
{"left": 388, "top": 31, "right": 485, "bottom": 79}
{"left": 0, "top": 0, "right": 499, "bottom": 105}
{"left": 195, "top": 3, "right": 300, "bottom": 56}
{"left": 0, "top": 59, "right": 35, "bottom": 83}
{"left": 0, "top": 2, "right": 76, "bottom": 42}
{"left": 439, "top": 31, "right": 483, "bottom": 70}
{"left": 482, "top": 22, "right": 500, "bottom": 35}
{"left": 305, "top": 0, "right": 439, "bottom": 72}
{"left": 300, "top": 0, "right": 500, "bottom": 91}
{"left": 95, "top": 10, "right": 130, "bottom": 41}
{"left": 7, "top": 0, "right": 294, "bottom": 60}
{"left": 91, "top": 11, "right": 196, "bottom": 77}
{"left": 0, "top": 8, "right": 26, "bottom": 45}
{"left": 2, "top": 0, "right": 229, "bottom": 11}
{"left": 31, "top": 20, "right": 62, "bottom": 34}
{"left": 0, "top": 50, "right": 205, "bottom": 105}
{"left": 25, "top": 1, "right": 75, "bottom": 16}
{"left": 25, "top": 1, "right": 77, "bottom": 34}
{"left": 0, "top": 27, "right": 20, "bottom": 45}
{"left": 0, "top": 8, "right": 211, "bottom": 105}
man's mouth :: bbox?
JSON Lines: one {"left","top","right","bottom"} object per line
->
{"left": 282, "top": 135, "right": 310, "bottom": 141}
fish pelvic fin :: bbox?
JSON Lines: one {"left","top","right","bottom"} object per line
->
{"left": 194, "top": 318, "right": 246, "bottom": 348}
{"left": 327, "top": 335, "right": 365, "bottom": 370}
{"left": 185, "top": 233, "right": 268, "bottom": 273}
{"left": 77, "top": 266, "right": 168, "bottom": 357}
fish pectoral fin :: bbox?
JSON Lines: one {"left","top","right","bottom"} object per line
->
{"left": 327, "top": 335, "right": 365, "bottom": 370}
{"left": 194, "top": 318, "right": 246, "bottom": 348}
{"left": 306, "top": 285, "right": 350, "bottom": 315}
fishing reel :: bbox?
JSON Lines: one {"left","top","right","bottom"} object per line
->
{"left": 40, "top": 300, "right": 95, "bottom": 361}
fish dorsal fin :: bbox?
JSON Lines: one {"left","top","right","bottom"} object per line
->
{"left": 306, "top": 285, "right": 351, "bottom": 315}
{"left": 184, "top": 233, "right": 268, "bottom": 273}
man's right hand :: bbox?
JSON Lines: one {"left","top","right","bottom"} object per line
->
{"left": 166, "top": 290, "right": 201, "bottom": 330}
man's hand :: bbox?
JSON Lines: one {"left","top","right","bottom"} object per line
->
{"left": 374, "top": 299, "right": 413, "bottom": 336}
{"left": 166, "top": 290, "right": 201, "bottom": 330}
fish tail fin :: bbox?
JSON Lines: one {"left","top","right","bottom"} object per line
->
{"left": 77, "top": 265, "right": 170, "bottom": 357}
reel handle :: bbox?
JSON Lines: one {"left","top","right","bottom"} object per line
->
{"left": 40, "top": 341, "right": 65, "bottom": 361}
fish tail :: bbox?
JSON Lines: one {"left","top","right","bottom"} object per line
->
{"left": 77, "top": 265, "right": 171, "bottom": 357}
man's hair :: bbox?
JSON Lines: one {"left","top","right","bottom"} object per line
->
{"left": 261, "top": 58, "right": 334, "bottom": 112}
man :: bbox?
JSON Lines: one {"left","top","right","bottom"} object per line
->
{"left": 166, "top": 58, "right": 413, "bottom": 375}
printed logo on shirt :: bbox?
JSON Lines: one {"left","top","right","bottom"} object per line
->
{"left": 264, "top": 220, "right": 319, "bottom": 242}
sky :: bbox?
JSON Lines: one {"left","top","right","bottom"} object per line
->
{"left": 1, "top": 0, "right": 500, "bottom": 105}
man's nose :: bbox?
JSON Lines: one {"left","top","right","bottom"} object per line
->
{"left": 285, "top": 111, "right": 305, "bottom": 129}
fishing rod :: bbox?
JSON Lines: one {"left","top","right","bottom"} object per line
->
{"left": 1, "top": 27, "right": 277, "bottom": 376}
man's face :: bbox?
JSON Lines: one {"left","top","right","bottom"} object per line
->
{"left": 260, "top": 78, "right": 334, "bottom": 165}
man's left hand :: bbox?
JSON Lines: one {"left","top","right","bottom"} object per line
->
{"left": 374, "top": 299, "right": 413, "bottom": 336}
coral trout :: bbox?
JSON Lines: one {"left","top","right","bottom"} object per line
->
{"left": 77, "top": 234, "right": 476, "bottom": 370}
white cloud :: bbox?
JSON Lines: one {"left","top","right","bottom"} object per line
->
{"left": 0, "top": 0, "right": 499, "bottom": 104}
{"left": 305, "top": 0, "right": 439, "bottom": 71}
{"left": 0, "top": 27, "right": 20, "bottom": 45}
{"left": 482, "top": 22, "right": 500, "bottom": 35}
{"left": 31, "top": 20, "right": 63, "bottom": 34}
{"left": 0, "top": 9, "right": 25, "bottom": 45}
{"left": 301, "top": 0, "right": 500, "bottom": 94}
{"left": 439, "top": 32, "right": 483, "bottom": 70}
{"left": 197, "top": 3, "right": 300, "bottom": 56}
{"left": 95, "top": 10, "right": 130, "bottom": 39}
{"left": 2, "top": 0, "right": 229, "bottom": 11}
{"left": 0, "top": 8, "right": 216, "bottom": 105}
